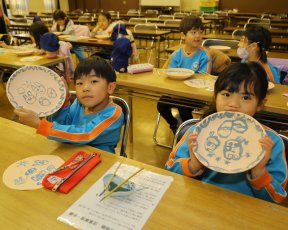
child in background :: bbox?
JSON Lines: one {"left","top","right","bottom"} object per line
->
{"left": 51, "top": 9, "right": 85, "bottom": 61}
{"left": 39, "top": 32, "right": 74, "bottom": 82}
{"left": 157, "top": 16, "right": 212, "bottom": 133}
{"left": 165, "top": 62, "right": 287, "bottom": 203}
{"left": 237, "top": 25, "right": 281, "bottom": 84}
{"left": 91, "top": 12, "right": 138, "bottom": 63}
{"left": 110, "top": 23, "right": 132, "bottom": 72}
{"left": 14, "top": 56, "right": 124, "bottom": 154}
{"left": 91, "top": 12, "right": 117, "bottom": 36}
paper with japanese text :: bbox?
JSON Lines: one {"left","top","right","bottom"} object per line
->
{"left": 58, "top": 163, "right": 173, "bottom": 230}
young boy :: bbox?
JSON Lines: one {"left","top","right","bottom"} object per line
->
{"left": 39, "top": 32, "right": 74, "bottom": 82}
{"left": 110, "top": 23, "right": 132, "bottom": 72}
{"left": 14, "top": 56, "right": 124, "bottom": 154}
{"left": 157, "top": 16, "right": 212, "bottom": 133}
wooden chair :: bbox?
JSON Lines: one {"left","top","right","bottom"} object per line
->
{"left": 158, "top": 15, "right": 174, "bottom": 20}
{"left": 232, "top": 29, "right": 246, "bottom": 36}
{"left": 129, "top": 18, "right": 147, "bottom": 23}
{"left": 248, "top": 17, "right": 271, "bottom": 24}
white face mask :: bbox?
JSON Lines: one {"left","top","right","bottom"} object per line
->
{"left": 237, "top": 47, "right": 249, "bottom": 59}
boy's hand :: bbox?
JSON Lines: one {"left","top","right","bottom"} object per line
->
{"left": 250, "top": 135, "right": 274, "bottom": 178}
{"left": 14, "top": 108, "right": 40, "bottom": 129}
{"left": 188, "top": 132, "right": 204, "bottom": 173}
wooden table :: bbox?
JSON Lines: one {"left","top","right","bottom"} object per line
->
{"left": 0, "top": 51, "right": 66, "bottom": 88}
{"left": 0, "top": 117, "right": 288, "bottom": 229}
{"left": 116, "top": 70, "right": 288, "bottom": 116}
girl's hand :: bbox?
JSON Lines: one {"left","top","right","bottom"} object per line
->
{"left": 0, "top": 41, "right": 9, "bottom": 48}
{"left": 14, "top": 108, "right": 40, "bottom": 129}
{"left": 250, "top": 135, "right": 274, "bottom": 178}
{"left": 34, "top": 49, "right": 46, "bottom": 55}
{"left": 188, "top": 132, "right": 204, "bottom": 173}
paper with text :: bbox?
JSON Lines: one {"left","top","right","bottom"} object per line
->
{"left": 58, "top": 163, "right": 173, "bottom": 230}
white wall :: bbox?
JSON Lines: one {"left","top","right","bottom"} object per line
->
{"left": 181, "top": 0, "right": 201, "bottom": 11}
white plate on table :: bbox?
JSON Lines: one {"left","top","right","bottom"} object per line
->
{"left": 95, "top": 34, "right": 110, "bottom": 40}
{"left": 193, "top": 111, "right": 265, "bottom": 174}
{"left": 6, "top": 65, "right": 66, "bottom": 117}
{"left": 14, "top": 50, "right": 34, "bottom": 57}
{"left": 184, "top": 78, "right": 214, "bottom": 89}
{"left": 53, "top": 31, "right": 62, "bottom": 36}
{"left": 20, "top": 56, "right": 43, "bottom": 62}
{"left": 164, "top": 68, "right": 194, "bottom": 80}
{"left": 209, "top": 45, "right": 231, "bottom": 51}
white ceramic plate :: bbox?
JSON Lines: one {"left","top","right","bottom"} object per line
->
{"left": 164, "top": 68, "right": 194, "bottom": 80}
{"left": 20, "top": 56, "right": 43, "bottom": 62}
{"left": 53, "top": 31, "right": 62, "bottom": 36}
{"left": 6, "top": 65, "right": 66, "bottom": 117}
{"left": 209, "top": 45, "right": 231, "bottom": 51}
{"left": 268, "top": 82, "right": 275, "bottom": 90}
{"left": 184, "top": 78, "right": 214, "bottom": 88}
{"left": 3, "top": 155, "right": 64, "bottom": 190}
{"left": 95, "top": 34, "right": 110, "bottom": 39}
{"left": 14, "top": 50, "right": 34, "bottom": 57}
{"left": 194, "top": 111, "right": 265, "bottom": 174}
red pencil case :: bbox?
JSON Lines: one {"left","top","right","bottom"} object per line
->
{"left": 42, "top": 151, "right": 102, "bottom": 193}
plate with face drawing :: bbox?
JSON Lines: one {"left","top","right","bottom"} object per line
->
{"left": 193, "top": 111, "right": 266, "bottom": 174}
{"left": 6, "top": 65, "right": 66, "bottom": 117}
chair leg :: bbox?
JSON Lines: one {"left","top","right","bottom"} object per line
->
{"left": 153, "top": 113, "right": 172, "bottom": 149}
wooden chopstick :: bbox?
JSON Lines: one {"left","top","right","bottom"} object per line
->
{"left": 102, "top": 158, "right": 124, "bottom": 192}
{"left": 100, "top": 167, "right": 144, "bottom": 201}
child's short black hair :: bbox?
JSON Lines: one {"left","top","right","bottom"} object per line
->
{"left": 245, "top": 25, "right": 272, "bottom": 62}
{"left": 204, "top": 62, "right": 268, "bottom": 118}
{"left": 215, "top": 62, "right": 268, "bottom": 103}
{"left": 179, "top": 16, "right": 204, "bottom": 34}
{"left": 74, "top": 56, "right": 116, "bottom": 84}
{"left": 53, "top": 10, "right": 67, "bottom": 20}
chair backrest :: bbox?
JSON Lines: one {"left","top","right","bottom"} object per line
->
{"left": 164, "top": 19, "right": 181, "bottom": 26}
{"left": 244, "top": 23, "right": 271, "bottom": 30}
{"left": 248, "top": 17, "right": 271, "bottom": 24}
{"left": 73, "top": 24, "right": 91, "bottom": 37}
{"left": 279, "top": 134, "right": 288, "bottom": 163}
{"left": 129, "top": 18, "right": 147, "bottom": 23}
{"left": 133, "top": 23, "right": 157, "bottom": 31}
{"left": 232, "top": 29, "right": 246, "bottom": 36}
{"left": 78, "top": 15, "right": 93, "bottom": 21}
{"left": 69, "top": 93, "right": 130, "bottom": 157}
{"left": 111, "top": 96, "right": 131, "bottom": 157}
{"left": 173, "top": 119, "right": 200, "bottom": 148}
{"left": 173, "top": 12, "right": 189, "bottom": 18}
{"left": 158, "top": 15, "right": 174, "bottom": 20}
{"left": 127, "top": 9, "right": 139, "bottom": 15}
{"left": 190, "top": 10, "right": 203, "bottom": 17}
{"left": 202, "top": 39, "right": 239, "bottom": 49}
{"left": 145, "top": 9, "right": 159, "bottom": 15}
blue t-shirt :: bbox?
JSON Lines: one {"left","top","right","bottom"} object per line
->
{"left": 169, "top": 47, "right": 212, "bottom": 73}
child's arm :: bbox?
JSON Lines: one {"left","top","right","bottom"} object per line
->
{"left": 36, "top": 103, "right": 123, "bottom": 146}
{"left": 198, "top": 49, "right": 212, "bottom": 73}
{"left": 248, "top": 131, "right": 288, "bottom": 203}
{"left": 165, "top": 126, "right": 204, "bottom": 177}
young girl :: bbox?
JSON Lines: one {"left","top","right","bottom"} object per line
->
{"left": 39, "top": 32, "right": 74, "bottom": 82}
{"left": 91, "top": 12, "right": 117, "bottom": 36}
{"left": 237, "top": 25, "right": 281, "bottom": 84}
{"left": 165, "top": 62, "right": 287, "bottom": 203}
{"left": 51, "top": 9, "right": 85, "bottom": 61}
{"left": 0, "top": 21, "right": 48, "bottom": 54}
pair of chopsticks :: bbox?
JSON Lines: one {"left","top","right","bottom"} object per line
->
{"left": 100, "top": 159, "right": 144, "bottom": 201}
